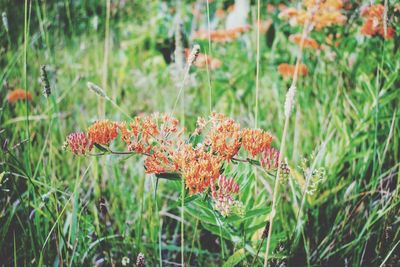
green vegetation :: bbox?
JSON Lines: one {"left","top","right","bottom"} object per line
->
{"left": 0, "top": 1, "right": 399, "bottom": 266}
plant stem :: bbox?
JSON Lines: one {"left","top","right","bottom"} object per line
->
{"left": 255, "top": 0, "right": 261, "bottom": 128}
{"left": 262, "top": 1, "right": 318, "bottom": 264}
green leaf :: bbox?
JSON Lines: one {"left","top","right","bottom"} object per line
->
{"left": 222, "top": 248, "right": 246, "bottom": 267}
{"left": 94, "top": 143, "right": 109, "bottom": 152}
{"left": 155, "top": 172, "right": 180, "bottom": 180}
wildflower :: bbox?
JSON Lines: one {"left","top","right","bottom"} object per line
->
{"left": 87, "top": 120, "right": 118, "bottom": 145}
{"left": 136, "top": 253, "right": 145, "bottom": 267}
{"left": 117, "top": 122, "right": 131, "bottom": 145}
{"left": 193, "top": 116, "right": 207, "bottom": 136}
{"left": 6, "top": 89, "right": 33, "bottom": 103}
{"left": 360, "top": 4, "right": 395, "bottom": 39}
{"left": 211, "top": 175, "right": 240, "bottom": 217}
{"left": 40, "top": 65, "right": 51, "bottom": 97}
{"left": 174, "top": 144, "right": 222, "bottom": 194}
{"left": 144, "top": 149, "right": 177, "bottom": 174}
{"left": 241, "top": 128, "right": 273, "bottom": 157}
{"left": 260, "top": 147, "right": 280, "bottom": 170}
{"left": 277, "top": 63, "right": 308, "bottom": 78}
{"left": 279, "top": 0, "right": 346, "bottom": 30}
{"left": 193, "top": 26, "right": 250, "bottom": 43}
{"left": 289, "top": 34, "right": 319, "bottom": 49}
{"left": 65, "top": 132, "right": 93, "bottom": 155}
{"left": 204, "top": 113, "right": 242, "bottom": 160}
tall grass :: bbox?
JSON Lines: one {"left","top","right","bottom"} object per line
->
{"left": 0, "top": 1, "right": 399, "bottom": 266}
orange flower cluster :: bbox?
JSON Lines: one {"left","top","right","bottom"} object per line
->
{"left": 6, "top": 89, "right": 32, "bottom": 104}
{"left": 66, "top": 132, "right": 93, "bottom": 155}
{"left": 289, "top": 34, "right": 319, "bottom": 49}
{"left": 67, "top": 113, "right": 276, "bottom": 195}
{"left": 360, "top": 4, "right": 395, "bottom": 39}
{"left": 193, "top": 26, "right": 250, "bottom": 43}
{"left": 279, "top": 0, "right": 346, "bottom": 30}
{"left": 87, "top": 120, "right": 118, "bottom": 145}
{"left": 184, "top": 49, "right": 222, "bottom": 70}
{"left": 204, "top": 113, "right": 242, "bottom": 161}
{"left": 174, "top": 144, "right": 223, "bottom": 194}
{"left": 198, "top": 113, "right": 273, "bottom": 159}
{"left": 241, "top": 129, "right": 273, "bottom": 157}
{"left": 278, "top": 63, "right": 308, "bottom": 78}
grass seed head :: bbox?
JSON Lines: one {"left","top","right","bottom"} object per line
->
{"left": 87, "top": 81, "right": 107, "bottom": 98}
{"left": 40, "top": 65, "right": 51, "bottom": 97}
{"left": 2, "top": 12, "right": 8, "bottom": 32}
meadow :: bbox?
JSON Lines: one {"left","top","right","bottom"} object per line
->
{"left": 0, "top": 0, "right": 399, "bottom": 266}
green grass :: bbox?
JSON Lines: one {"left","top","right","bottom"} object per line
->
{"left": 0, "top": 1, "right": 399, "bottom": 266}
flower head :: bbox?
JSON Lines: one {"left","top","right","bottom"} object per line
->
{"left": 193, "top": 26, "right": 250, "bottom": 43}
{"left": 7, "top": 89, "right": 32, "bottom": 103}
{"left": 360, "top": 4, "right": 395, "bottom": 39}
{"left": 289, "top": 34, "right": 319, "bottom": 49}
{"left": 174, "top": 144, "right": 222, "bottom": 194}
{"left": 65, "top": 132, "right": 93, "bottom": 155}
{"left": 278, "top": 63, "right": 308, "bottom": 78}
{"left": 204, "top": 113, "right": 242, "bottom": 160}
{"left": 260, "top": 147, "right": 280, "bottom": 170}
{"left": 241, "top": 128, "right": 272, "bottom": 157}
{"left": 211, "top": 175, "right": 240, "bottom": 216}
{"left": 279, "top": 0, "right": 346, "bottom": 30}
{"left": 87, "top": 120, "right": 118, "bottom": 145}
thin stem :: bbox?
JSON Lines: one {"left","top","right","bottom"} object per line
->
{"left": 181, "top": 174, "right": 185, "bottom": 265}
{"left": 263, "top": 118, "right": 289, "bottom": 266}
{"left": 205, "top": 0, "right": 213, "bottom": 112}
{"left": 255, "top": 0, "right": 261, "bottom": 128}
{"left": 99, "top": 0, "right": 111, "bottom": 117}
{"left": 262, "top": 1, "right": 318, "bottom": 265}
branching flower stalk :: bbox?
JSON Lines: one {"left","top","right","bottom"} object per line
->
{"left": 262, "top": 1, "right": 320, "bottom": 266}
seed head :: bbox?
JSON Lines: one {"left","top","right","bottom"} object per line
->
{"left": 40, "top": 65, "right": 51, "bottom": 97}
{"left": 284, "top": 85, "right": 296, "bottom": 118}
{"left": 2, "top": 12, "right": 8, "bottom": 32}
{"left": 187, "top": 44, "right": 200, "bottom": 66}
{"left": 87, "top": 81, "right": 107, "bottom": 98}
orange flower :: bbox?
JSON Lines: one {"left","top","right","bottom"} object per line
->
{"left": 193, "top": 25, "right": 250, "bottom": 43}
{"left": 87, "top": 120, "right": 118, "bottom": 145}
{"left": 215, "top": 8, "right": 225, "bottom": 18}
{"left": 289, "top": 34, "right": 319, "bottom": 49}
{"left": 279, "top": 0, "right": 346, "bottom": 30}
{"left": 126, "top": 113, "right": 182, "bottom": 154}
{"left": 360, "top": 4, "right": 395, "bottom": 39}
{"left": 66, "top": 132, "right": 93, "bottom": 155}
{"left": 144, "top": 148, "right": 177, "bottom": 174}
{"left": 184, "top": 49, "right": 222, "bottom": 69}
{"left": 6, "top": 89, "right": 32, "bottom": 103}
{"left": 174, "top": 144, "right": 222, "bottom": 195}
{"left": 241, "top": 128, "right": 272, "bottom": 157}
{"left": 204, "top": 113, "right": 242, "bottom": 160}
{"left": 278, "top": 63, "right": 308, "bottom": 78}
